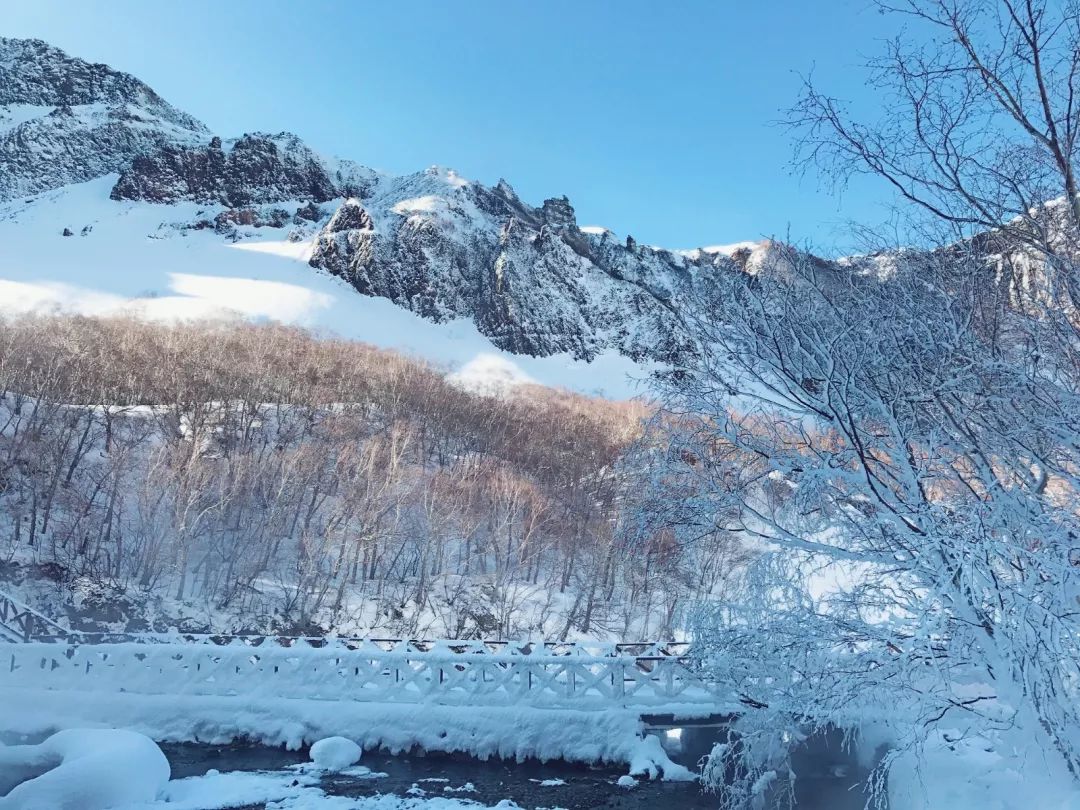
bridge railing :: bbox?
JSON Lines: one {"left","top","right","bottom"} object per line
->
{"left": 0, "top": 587, "right": 722, "bottom": 710}
{"left": 44, "top": 633, "right": 691, "bottom": 659}
{"left": 2, "top": 638, "right": 716, "bottom": 709}
{"left": 0, "top": 591, "right": 72, "bottom": 643}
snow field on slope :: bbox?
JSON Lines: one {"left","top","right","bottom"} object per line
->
{"left": 0, "top": 177, "right": 652, "bottom": 400}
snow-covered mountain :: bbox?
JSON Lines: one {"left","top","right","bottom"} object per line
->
{"left": 0, "top": 38, "right": 208, "bottom": 200}
{"left": 0, "top": 37, "right": 783, "bottom": 392}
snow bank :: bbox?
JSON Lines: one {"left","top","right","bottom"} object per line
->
{"left": 0, "top": 687, "right": 655, "bottom": 769}
{"left": 0, "top": 728, "right": 169, "bottom": 810}
{"left": 268, "top": 796, "right": 523, "bottom": 809}
{"left": 130, "top": 769, "right": 513, "bottom": 809}
{"left": 151, "top": 769, "right": 319, "bottom": 809}
{"left": 887, "top": 730, "right": 1080, "bottom": 810}
{"left": 310, "top": 736, "right": 363, "bottom": 771}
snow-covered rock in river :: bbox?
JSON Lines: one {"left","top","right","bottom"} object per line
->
{"left": 626, "top": 733, "right": 695, "bottom": 782}
{"left": 309, "top": 736, "right": 362, "bottom": 771}
{"left": 0, "top": 728, "right": 170, "bottom": 810}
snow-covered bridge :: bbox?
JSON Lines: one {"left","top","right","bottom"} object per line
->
{"left": 2, "top": 636, "right": 721, "bottom": 711}
{"left": 0, "top": 592, "right": 724, "bottom": 714}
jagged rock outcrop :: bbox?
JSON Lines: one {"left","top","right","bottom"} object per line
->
{"left": 307, "top": 167, "right": 748, "bottom": 361}
{"left": 0, "top": 37, "right": 208, "bottom": 200}
{"left": 0, "top": 39, "right": 373, "bottom": 208}
{"left": 110, "top": 132, "right": 374, "bottom": 206}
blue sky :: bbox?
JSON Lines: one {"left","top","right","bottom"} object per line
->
{"left": 5, "top": 1, "right": 901, "bottom": 252}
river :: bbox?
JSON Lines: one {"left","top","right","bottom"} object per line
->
{"left": 159, "top": 720, "right": 879, "bottom": 809}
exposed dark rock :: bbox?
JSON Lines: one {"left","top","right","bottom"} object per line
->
{"left": 0, "top": 37, "right": 208, "bottom": 200}
{"left": 541, "top": 196, "right": 576, "bottom": 228}
{"left": 308, "top": 170, "right": 721, "bottom": 362}
{"left": 326, "top": 198, "right": 373, "bottom": 232}
{"left": 204, "top": 206, "right": 294, "bottom": 234}
{"left": 294, "top": 201, "right": 323, "bottom": 223}
{"left": 110, "top": 133, "right": 344, "bottom": 206}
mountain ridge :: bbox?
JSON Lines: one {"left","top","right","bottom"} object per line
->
{"left": 0, "top": 36, "right": 786, "bottom": 367}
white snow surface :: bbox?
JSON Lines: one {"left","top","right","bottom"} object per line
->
{"left": 140, "top": 769, "right": 319, "bottom": 809}
{"left": 0, "top": 686, "right": 690, "bottom": 777}
{"left": 627, "top": 734, "right": 695, "bottom": 781}
{"left": 887, "top": 729, "right": 1080, "bottom": 810}
{"left": 0, "top": 728, "right": 170, "bottom": 810}
{"left": 123, "top": 768, "right": 516, "bottom": 809}
{"left": 0, "top": 177, "right": 651, "bottom": 400}
{"left": 310, "top": 737, "right": 363, "bottom": 771}
{"left": 0, "top": 103, "right": 54, "bottom": 135}
{"left": 674, "top": 240, "right": 764, "bottom": 259}
{"left": 447, "top": 353, "right": 536, "bottom": 395}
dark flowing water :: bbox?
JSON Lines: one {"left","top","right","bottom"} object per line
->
{"left": 159, "top": 721, "right": 878, "bottom": 810}
{"left": 163, "top": 740, "right": 717, "bottom": 809}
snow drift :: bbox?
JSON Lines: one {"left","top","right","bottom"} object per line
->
{"left": 0, "top": 728, "right": 169, "bottom": 810}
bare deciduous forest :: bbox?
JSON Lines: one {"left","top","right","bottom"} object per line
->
{"left": 0, "top": 314, "right": 743, "bottom": 639}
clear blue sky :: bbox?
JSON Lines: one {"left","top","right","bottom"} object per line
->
{"left": 5, "top": 1, "right": 902, "bottom": 252}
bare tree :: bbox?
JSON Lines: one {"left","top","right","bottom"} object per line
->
{"left": 791, "top": 0, "right": 1080, "bottom": 255}
{"left": 2, "top": 313, "right": 724, "bottom": 642}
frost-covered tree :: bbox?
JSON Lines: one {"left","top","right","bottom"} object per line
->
{"left": 651, "top": 243, "right": 1080, "bottom": 805}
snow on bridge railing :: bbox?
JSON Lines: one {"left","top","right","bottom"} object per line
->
{"left": 1, "top": 637, "right": 722, "bottom": 710}
{"left": 42, "top": 633, "right": 693, "bottom": 660}
{"left": 0, "top": 589, "right": 724, "bottom": 710}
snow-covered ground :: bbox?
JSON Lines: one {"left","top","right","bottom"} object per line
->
{"left": 887, "top": 728, "right": 1080, "bottom": 810}
{"left": 0, "top": 686, "right": 691, "bottom": 777}
{"left": 0, "top": 728, "right": 531, "bottom": 810}
{"left": 0, "top": 178, "right": 654, "bottom": 400}
{"left": 3, "top": 674, "right": 1074, "bottom": 807}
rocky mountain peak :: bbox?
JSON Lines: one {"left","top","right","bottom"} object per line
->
{"left": 0, "top": 37, "right": 205, "bottom": 132}
{"left": 0, "top": 37, "right": 208, "bottom": 201}
{"left": 327, "top": 198, "right": 373, "bottom": 232}
{"left": 541, "top": 196, "right": 576, "bottom": 229}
